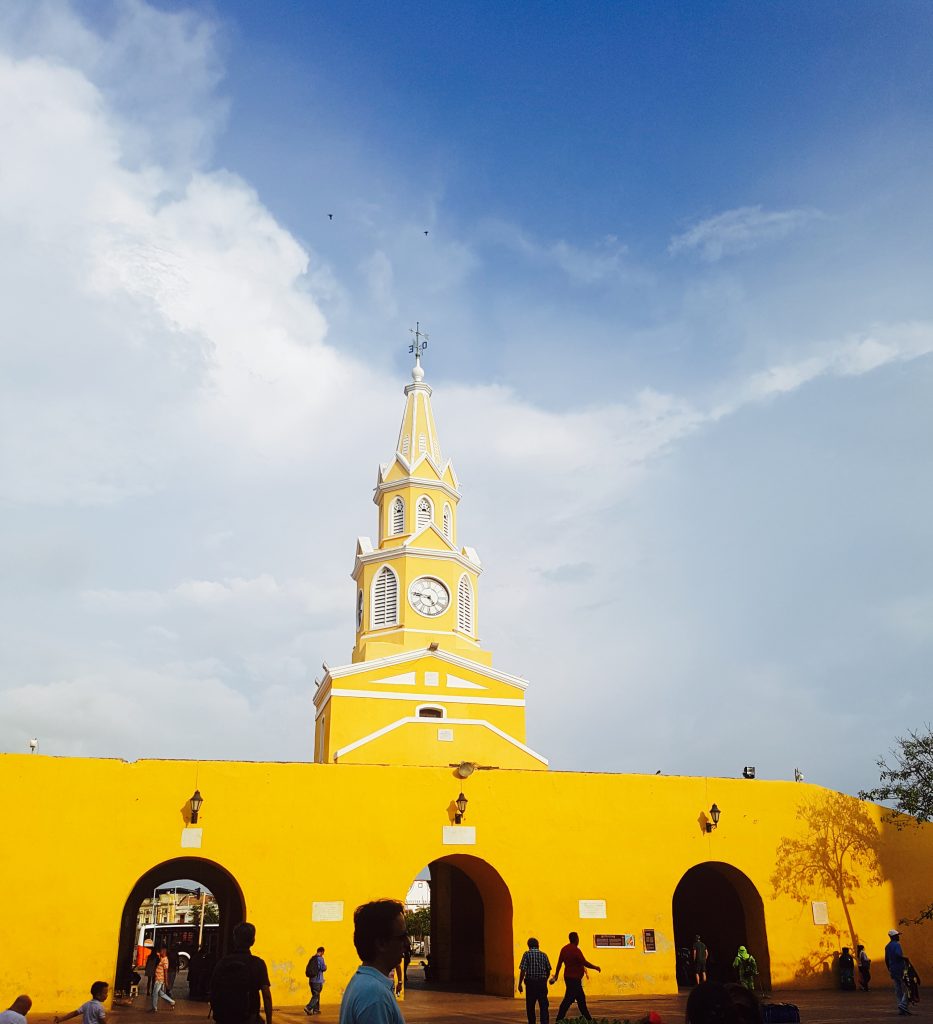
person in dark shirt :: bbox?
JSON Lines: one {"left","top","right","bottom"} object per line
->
{"left": 549, "top": 932, "right": 600, "bottom": 1022}
{"left": 885, "top": 929, "right": 910, "bottom": 1016}
{"left": 210, "top": 922, "right": 273, "bottom": 1024}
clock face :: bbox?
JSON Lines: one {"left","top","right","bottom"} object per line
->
{"left": 408, "top": 577, "right": 450, "bottom": 617}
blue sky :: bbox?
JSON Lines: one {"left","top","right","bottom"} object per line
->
{"left": 0, "top": 0, "right": 931, "bottom": 796}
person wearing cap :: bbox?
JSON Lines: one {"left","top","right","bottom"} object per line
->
{"left": 884, "top": 929, "right": 910, "bottom": 1016}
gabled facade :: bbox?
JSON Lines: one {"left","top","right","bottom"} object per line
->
{"left": 313, "top": 352, "right": 547, "bottom": 770}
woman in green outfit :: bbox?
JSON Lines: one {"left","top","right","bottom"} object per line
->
{"left": 733, "top": 946, "right": 758, "bottom": 991}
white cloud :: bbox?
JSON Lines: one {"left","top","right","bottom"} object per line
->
{"left": 669, "top": 204, "right": 821, "bottom": 261}
{"left": 0, "top": 1, "right": 931, "bottom": 797}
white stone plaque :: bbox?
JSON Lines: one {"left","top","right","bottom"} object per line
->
{"left": 579, "top": 899, "right": 607, "bottom": 919}
{"left": 437, "top": 728, "right": 454, "bottom": 741}
{"left": 442, "top": 825, "right": 476, "bottom": 845}
{"left": 181, "top": 828, "right": 203, "bottom": 848}
{"left": 811, "top": 901, "right": 829, "bottom": 925}
{"left": 312, "top": 901, "right": 345, "bottom": 922}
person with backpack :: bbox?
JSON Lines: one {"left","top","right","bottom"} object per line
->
{"left": 304, "top": 947, "right": 326, "bottom": 1015}
{"left": 210, "top": 922, "right": 272, "bottom": 1024}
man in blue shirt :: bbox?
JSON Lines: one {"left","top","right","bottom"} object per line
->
{"left": 339, "top": 901, "right": 408, "bottom": 1024}
{"left": 884, "top": 928, "right": 910, "bottom": 1016}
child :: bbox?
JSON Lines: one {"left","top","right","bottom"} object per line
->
{"left": 54, "top": 981, "right": 109, "bottom": 1024}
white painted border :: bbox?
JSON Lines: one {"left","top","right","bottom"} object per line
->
{"left": 332, "top": 716, "right": 549, "bottom": 765}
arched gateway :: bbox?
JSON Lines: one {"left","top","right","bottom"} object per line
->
{"left": 114, "top": 857, "right": 246, "bottom": 993}
{"left": 672, "top": 862, "right": 771, "bottom": 990}
{"left": 422, "top": 854, "right": 513, "bottom": 996}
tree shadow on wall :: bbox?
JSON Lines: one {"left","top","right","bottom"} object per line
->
{"left": 771, "top": 790, "right": 883, "bottom": 980}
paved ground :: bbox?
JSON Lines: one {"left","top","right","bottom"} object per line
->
{"left": 28, "top": 987, "right": 920, "bottom": 1024}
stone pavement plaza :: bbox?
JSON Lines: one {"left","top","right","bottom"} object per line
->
{"left": 27, "top": 988, "right": 921, "bottom": 1024}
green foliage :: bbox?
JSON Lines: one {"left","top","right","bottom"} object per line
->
{"left": 860, "top": 727, "right": 933, "bottom": 825}
{"left": 860, "top": 726, "right": 933, "bottom": 924}
{"left": 405, "top": 906, "right": 430, "bottom": 939}
{"left": 191, "top": 899, "right": 220, "bottom": 926}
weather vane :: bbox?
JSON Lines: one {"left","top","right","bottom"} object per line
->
{"left": 409, "top": 321, "right": 429, "bottom": 366}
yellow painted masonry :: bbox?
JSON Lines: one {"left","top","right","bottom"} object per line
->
{"left": 3, "top": 752, "right": 932, "bottom": 1011}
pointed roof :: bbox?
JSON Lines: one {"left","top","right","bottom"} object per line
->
{"left": 395, "top": 357, "right": 443, "bottom": 464}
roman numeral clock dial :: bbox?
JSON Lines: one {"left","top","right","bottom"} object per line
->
{"left": 408, "top": 577, "right": 450, "bottom": 617}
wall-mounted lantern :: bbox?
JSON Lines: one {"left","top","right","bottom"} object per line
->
{"left": 454, "top": 791, "right": 468, "bottom": 824}
{"left": 705, "top": 803, "right": 721, "bottom": 833}
{"left": 189, "top": 788, "right": 204, "bottom": 825}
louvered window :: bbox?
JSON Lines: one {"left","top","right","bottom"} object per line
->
{"left": 458, "top": 576, "right": 474, "bottom": 634}
{"left": 434, "top": 441, "right": 440, "bottom": 461}
{"left": 442, "top": 504, "right": 452, "bottom": 540}
{"left": 391, "top": 497, "right": 405, "bottom": 535}
{"left": 419, "top": 434, "right": 427, "bottom": 454}
{"left": 416, "top": 496, "right": 433, "bottom": 530}
{"left": 402, "top": 435, "right": 410, "bottom": 456}
{"left": 372, "top": 566, "right": 398, "bottom": 628}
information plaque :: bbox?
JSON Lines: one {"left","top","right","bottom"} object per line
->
{"left": 594, "top": 934, "right": 635, "bottom": 948}
{"left": 643, "top": 929, "right": 657, "bottom": 952}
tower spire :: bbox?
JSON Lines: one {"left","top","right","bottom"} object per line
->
{"left": 409, "top": 321, "right": 429, "bottom": 382}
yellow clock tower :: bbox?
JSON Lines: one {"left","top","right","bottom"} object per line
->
{"left": 313, "top": 331, "right": 547, "bottom": 770}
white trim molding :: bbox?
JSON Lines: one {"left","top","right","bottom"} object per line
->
{"left": 332, "top": 716, "right": 549, "bottom": 765}
{"left": 329, "top": 689, "right": 524, "bottom": 708}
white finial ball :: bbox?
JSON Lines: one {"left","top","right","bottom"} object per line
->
{"left": 412, "top": 363, "right": 425, "bottom": 382}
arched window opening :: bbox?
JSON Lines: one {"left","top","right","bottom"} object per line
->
{"left": 442, "top": 503, "right": 453, "bottom": 541}
{"left": 416, "top": 495, "right": 433, "bottom": 531}
{"left": 356, "top": 590, "right": 364, "bottom": 631}
{"left": 458, "top": 576, "right": 474, "bottom": 634}
{"left": 391, "top": 496, "right": 405, "bottom": 536}
{"left": 417, "top": 706, "right": 445, "bottom": 719}
{"left": 372, "top": 566, "right": 398, "bottom": 628}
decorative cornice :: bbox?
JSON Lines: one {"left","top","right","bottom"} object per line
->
{"left": 352, "top": 545, "right": 483, "bottom": 580}
{"left": 314, "top": 645, "right": 528, "bottom": 706}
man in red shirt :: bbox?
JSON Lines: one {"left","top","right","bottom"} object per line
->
{"left": 549, "top": 932, "right": 600, "bottom": 1022}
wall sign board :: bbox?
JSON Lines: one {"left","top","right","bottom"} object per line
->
{"left": 643, "top": 929, "right": 657, "bottom": 952}
{"left": 594, "top": 934, "right": 635, "bottom": 948}
{"left": 578, "top": 899, "right": 607, "bottom": 919}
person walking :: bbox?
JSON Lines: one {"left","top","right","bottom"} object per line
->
{"left": 150, "top": 947, "right": 175, "bottom": 1012}
{"left": 691, "top": 936, "right": 708, "bottom": 985}
{"left": 518, "top": 938, "right": 552, "bottom": 1024}
{"left": 209, "top": 922, "right": 273, "bottom": 1024}
{"left": 732, "top": 947, "right": 757, "bottom": 992}
{"left": 338, "top": 900, "right": 408, "bottom": 1024}
{"left": 0, "top": 996, "right": 32, "bottom": 1024}
{"left": 304, "top": 947, "right": 327, "bottom": 1015}
{"left": 885, "top": 929, "right": 911, "bottom": 1016}
{"left": 145, "top": 950, "right": 158, "bottom": 999}
{"left": 857, "top": 944, "right": 871, "bottom": 991}
{"left": 549, "top": 932, "right": 600, "bottom": 1022}
{"left": 55, "top": 982, "right": 109, "bottom": 1024}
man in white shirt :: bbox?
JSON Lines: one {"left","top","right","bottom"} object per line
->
{"left": 0, "top": 996, "right": 32, "bottom": 1024}
{"left": 339, "top": 901, "right": 409, "bottom": 1024}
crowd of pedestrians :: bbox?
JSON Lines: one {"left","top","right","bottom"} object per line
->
{"left": 6, "top": 918, "right": 922, "bottom": 1024}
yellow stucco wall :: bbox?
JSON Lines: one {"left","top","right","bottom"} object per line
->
{"left": 4, "top": 753, "right": 931, "bottom": 1011}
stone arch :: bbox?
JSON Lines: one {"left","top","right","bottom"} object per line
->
{"left": 416, "top": 853, "right": 513, "bottom": 996}
{"left": 114, "top": 856, "right": 246, "bottom": 993}
{"left": 672, "top": 861, "right": 771, "bottom": 990}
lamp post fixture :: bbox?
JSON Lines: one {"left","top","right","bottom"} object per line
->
{"left": 454, "top": 792, "right": 468, "bottom": 824}
{"left": 705, "top": 803, "right": 721, "bottom": 833}
{"left": 189, "top": 788, "right": 204, "bottom": 825}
